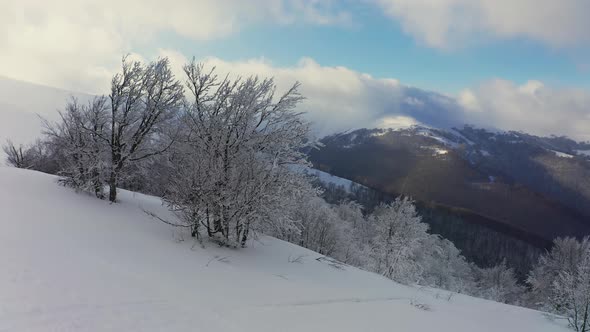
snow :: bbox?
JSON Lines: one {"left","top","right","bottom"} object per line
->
{"left": 0, "top": 167, "right": 568, "bottom": 331}
{"left": 0, "top": 76, "right": 90, "bottom": 161}
{"left": 420, "top": 146, "right": 449, "bottom": 156}
{"left": 0, "top": 76, "right": 576, "bottom": 331}
{"left": 292, "top": 165, "right": 366, "bottom": 192}
{"left": 371, "top": 129, "right": 390, "bottom": 137}
{"left": 416, "top": 128, "right": 460, "bottom": 149}
{"left": 549, "top": 149, "right": 574, "bottom": 158}
{"left": 310, "top": 168, "right": 364, "bottom": 192}
{"left": 431, "top": 147, "right": 449, "bottom": 156}
{"left": 450, "top": 128, "right": 475, "bottom": 146}
{"left": 576, "top": 149, "right": 590, "bottom": 157}
{"left": 480, "top": 150, "right": 491, "bottom": 157}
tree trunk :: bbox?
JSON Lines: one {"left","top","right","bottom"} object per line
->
{"left": 240, "top": 222, "right": 250, "bottom": 247}
{"left": 94, "top": 179, "right": 103, "bottom": 199}
{"left": 109, "top": 148, "right": 122, "bottom": 202}
{"left": 109, "top": 172, "right": 118, "bottom": 202}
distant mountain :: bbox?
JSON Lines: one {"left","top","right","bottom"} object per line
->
{"left": 309, "top": 126, "right": 590, "bottom": 243}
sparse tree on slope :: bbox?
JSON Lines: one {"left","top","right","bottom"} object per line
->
{"left": 105, "top": 57, "right": 184, "bottom": 202}
{"left": 528, "top": 237, "right": 590, "bottom": 309}
{"left": 41, "top": 57, "right": 183, "bottom": 201}
{"left": 164, "top": 61, "right": 312, "bottom": 246}
{"left": 529, "top": 237, "right": 590, "bottom": 331}
{"left": 420, "top": 237, "right": 475, "bottom": 293}
{"left": 333, "top": 200, "right": 370, "bottom": 266}
{"left": 290, "top": 196, "right": 352, "bottom": 258}
{"left": 43, "top": 97, "right": 110, "bottom": 198}
{"left": 474, "top": 261, "right": 523, "bottom": 304}
{"left": 369, "top": 197, "right": 429, "bottom": 284}
{"left": 552, "top": 253, "right": 590, "bottom": 332}
{"left": 2, "top": 140, "right": 32, "bottom": 168}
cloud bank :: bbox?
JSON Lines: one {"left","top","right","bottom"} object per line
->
{"left": 458, "top": 80, "right": 590, "bottom": 141}
{"left": 2, "top": 1, "right": 589, "bottom": 141}
{"left": 0, "top": 0, "right": 349, "bottom": 93}
{"left": 375, "top": 0, "right": 590, "bottom": 49}
{"left": 2, "top": 53, "right": 590, "bottom": 142}
{"left": 159, "top": 52, "right": 590, "bottom": 140}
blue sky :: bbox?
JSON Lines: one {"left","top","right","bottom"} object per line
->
{"left": 1, "top": 0, "right": 590, "bottom": 139}
{"left": 152, "top": 1, "right": 589, "bottom": 94}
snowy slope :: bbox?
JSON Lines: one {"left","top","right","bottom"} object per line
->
{"left": 0, "top": 167, "right": 568, "bottom": 331}
{"left": 292, "top": 164, "right": 368, "bottom": 193}
{"left": 0, "top": 76, "right": 90, "bottom": 147}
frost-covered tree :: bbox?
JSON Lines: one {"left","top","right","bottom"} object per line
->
{"left": 528, "top": 237, "right": 590, "bottom": 309}
{"left": 334, "top": 201, "right": 366, "bottom": 235}
{"left": 105, "top": 57, "right": 184, "bottom": 202}
{"left": 272, "top": 195, "right": 365, "bottom": 264}
{"left": 474, "top": 261, "right": 523, "bottom": 304}
{"left": 164, "top": 61, "right": 312, "bottom": 246}
{"left": 292, "top": 196, "right": 348, "bottom": 256}
{"left": 552, "top": 253, "right": 590, "bottom": 331}
{"left": 2, "top": 138, "right": 60, "bottom": 174}
{"left": 421, "top": 237, "right": 474, "bottom": 293}
{"left": 369, "top": 197, "right": 430, "bottom": 284}
{"left": 333, "top": 200, "right": 370, "bottom": 266}
{"left": 2, "top": 140, "right": 32, "bottom": 168}
{"left": 528, "top": 237, "right": 590, "bottom": 330}
{"left": 43, "top": 97, "right": 110, "bottom": 198}
{"left": 40, "top": 56, "right": 183, "bottom": 201}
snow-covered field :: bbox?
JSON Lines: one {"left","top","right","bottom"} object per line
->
{"left": 0, "top": 167, "right": 568, "bottom": 331}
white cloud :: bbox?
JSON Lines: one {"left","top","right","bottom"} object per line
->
{"left": 377, "top": 115, "right": 419, "bottom": 129}
{"left": 458, "top": 90, "right": 481, "bottom": 112}
{"left": 2, "top": 52, "right": 590, "bottom": 142}
{"left": 458, "top": 80, "right": 590, "bottom": 141}
{"left": 162, "top": 54, "right": 590, "bottom": 140}
{"left": 192, "top": 56, "right": 406, "bottom": 134}
{"left": 0, "top": 0, "right": 349, "bottom": 93}
{"left": 2, "top": 1, "right": 588, "bottom": 143}
{"left": 374, "top": 0, "right": 590, "bottom": 49}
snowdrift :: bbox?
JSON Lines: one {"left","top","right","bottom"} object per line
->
{"left": 0, "top": 167, "right": 568, "bottom": 331}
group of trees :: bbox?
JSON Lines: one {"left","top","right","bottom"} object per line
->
{"left": 3, "top": 55, "right": 589, "bottom": 331}
{"left": 280, "top": 189, "right": 590, "bottom": 330}
{"left": 163, "top": 61, "right": 312, "bottom": 246}
{"left": 275, "top": 194, "right": 520, "bottom": 299}
{"left": 42, "top": 58, "right": 184, "bottom": 202}
{"left": 528, "top": 237, "right": 590, "bottom": 331}
{"left": 4, "top": 56, "right": 312, "bottom": 247}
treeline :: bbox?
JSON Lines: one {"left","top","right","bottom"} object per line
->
{"left": 321, "top": 180, "right": 544, "bottom": 280}
{"left": 317, "top": 181, "right": 590, "bottom": 331}
{"left": 3, "top": 56, "right": 589, "bottom": 331}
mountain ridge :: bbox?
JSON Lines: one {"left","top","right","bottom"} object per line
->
{"left": 309, "top": 125, "right": 590, "bottom": 241}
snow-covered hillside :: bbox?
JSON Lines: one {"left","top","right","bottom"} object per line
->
{"left": 292, "top": 164, "right": 368, "bottom": 193}
{"left": 0, "top": 76, "right": 89, "bottom": 146}
{"left": 0, "top": 167, "right": 567, "bottom": 331}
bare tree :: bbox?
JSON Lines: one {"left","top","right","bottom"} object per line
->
{"left": 105, "top": 56, "right": 184, "bottom": 202}
{"left": 529, "top": 237, "right": 590, "bottom": 330}
{"left": 552, "top": 253, "right": 590, "bottom": 332}
{"left": 528, "top": 237, "right": 590, "bottom": 309}
{"left": 164, "top": 60, "right": 312, "bottom": 246}
{"left": 369, "top": 197, "right": 430, "bottom": 284}
{"left": 43, "top": 97, "right": 109, "bottom": 198}
{"left": 473, "top": 261, "right": 523, "bottom": 304}
{"left": 2, "top": 140, "right": 30, "bottom": 168}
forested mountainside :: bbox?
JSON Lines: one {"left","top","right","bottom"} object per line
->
{"left": 309, "top": 126, "right": 590, "bottom": 277}
{"left": 315, "top": 173, "right": 543, "bottom": 279}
